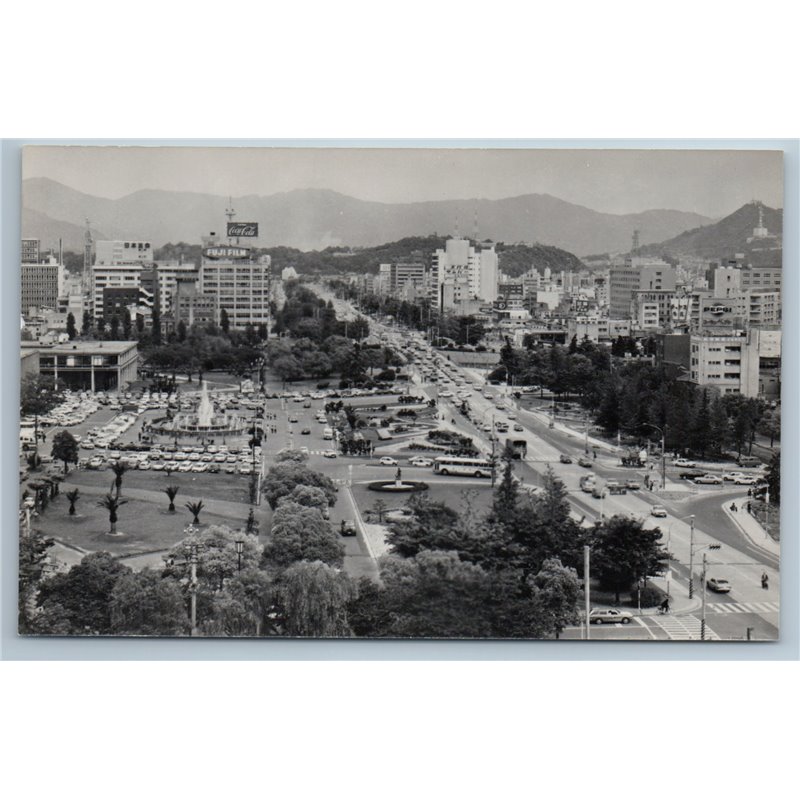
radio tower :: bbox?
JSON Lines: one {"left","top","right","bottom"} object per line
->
{"left": 83, "top": 217, "right": 93, "bottom": 293}
{"left": 632, "top": 229, "right": 640, "bottom": 253}
{"left": 225, "top": 196, "right": 237, "bottom": 243}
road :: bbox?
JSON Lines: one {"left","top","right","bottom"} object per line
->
{"left": 324, "top": 291, "right": 780, "bottom": 641}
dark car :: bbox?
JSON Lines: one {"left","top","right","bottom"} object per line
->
{"left": 300, "top": 428, "right": 311, "bottom": 435}
{"left": 339, "top": 520, "right": 357, "bottom": 537}
{"left": 680, "top": 470, "right": 705, "bottom": 481}
{"left": 559, "top": 454, "right": 573, "bottom": 464}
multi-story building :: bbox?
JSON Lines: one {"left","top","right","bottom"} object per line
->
{"left": 740, "top": 265, "right": 781, "bottom": 291}
{"left": 21, "top": 258, "right": 64, "bottom": 314}
{"left": 630, "top": 289, "right": 676, "bottom": 330}
{"left": 609, "top": 257, "right": 676, "bottom": 318}
{"left": 95, "top": 240, "right": 154, "bottom": 266}
{"left": 432, "top": 237, "right": 498, "bottom": 310}
{"left": 689, "top": 332, "right": 760, "bottom": 397}
{"left": 748, "top": 290, "right": 781, "bottom": 327}
{"left": 172, "top": 278, "right": 219, "bottom": 328}
{"left": 199, "top": 235, "right": 271, "bottom": 329}
{"left": 21, "top": 238, "right": 40, "bottom": 264}
{"left": 706, "top": 264, "right": 742, "bottom": 296}
{"left": 37, "top": 340, "right": 139, "bottom": 392}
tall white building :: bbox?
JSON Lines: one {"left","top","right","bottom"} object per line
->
{"left": 432, "top": 237, "right": 498, "bottom": 311}
{"left": 199, "top": 234, "right": 271, "bottom": 329}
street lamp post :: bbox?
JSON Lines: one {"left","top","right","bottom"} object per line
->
{"left": 235, "top": 540, "right": 244, "bottom": 572}
{"left": 640, "top": 422, "right": 667, "bottom": 490}
{"left": 701, "top": 552, "right": 708, "bottom": 640}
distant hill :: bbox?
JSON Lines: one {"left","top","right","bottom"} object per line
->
{"left": 638, "top": 202, "right": 783, "bottom": 263}
{"left": 154, "top": 235, "right": 586, "bottom": 277}
{"left": 22, "top": 177, "right": 712, "bottom": 256}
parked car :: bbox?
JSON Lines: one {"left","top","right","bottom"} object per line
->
{"left": 625, "top": 479, "right": 641, "bottom": 490}
{"left": 589, "top": 608, "right": 633, "bottom": 625}
{"left": 694, "top": 474, "right": 723, "bottom": 485}
{"left": 650, "top": 505, "right": 668, "bottom": 518}
{"left": 300, "top": 428, "right": 311, "bottom": 435}
{"left": 559, "top": 454, "right": 573, "bottom": 464}
{"left": 673, "top": 458, "right": 697, "bottom": 468}
{"left": 288, "top": 416, "right": 298, "bottom": 423}
{"left": 706, "top": 577, "right": 732, "bottom": 593}
{"left": 513, "top": 424, "right": 524, "bottom": 432}
{"left": 733, "top": 475, "right": 758, "bottom": 485}
{"left": 408, "top": 456, "right": 433, "bottom": 467}
{"left": 722, "top": 471, "right": 747, "bottom": 482}
{"left": 380, "top": 456, "right": 399, "bottom": 466}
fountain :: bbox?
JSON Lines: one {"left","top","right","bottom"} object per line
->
{"left": 151, "top": 381, "right": 244, "bottom": 437}
{"left": 367, "top": 465, "right": 429, "bottom": 494}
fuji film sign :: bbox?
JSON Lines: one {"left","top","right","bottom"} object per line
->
{"left": 227, "top": 222, "right": 259, "bottom": 237}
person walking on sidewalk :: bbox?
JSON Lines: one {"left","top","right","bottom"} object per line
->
{"left": 761, "top": 572, "right": 769, "bottom": 590}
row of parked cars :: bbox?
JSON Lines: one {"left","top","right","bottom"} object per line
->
{"left": 82, "top": 443, "right": 261, "bottom": 475}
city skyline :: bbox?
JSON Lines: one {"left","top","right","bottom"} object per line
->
{"left": 23, "top": 146, "right": 783, "bottom": 219}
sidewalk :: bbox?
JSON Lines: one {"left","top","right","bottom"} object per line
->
{"left": 722, "top": 497, "right": 780, "bottom": 557}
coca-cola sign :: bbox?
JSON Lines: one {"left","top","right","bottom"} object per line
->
{"left": 227, "top": 222, "right": 259, "bottom": 237}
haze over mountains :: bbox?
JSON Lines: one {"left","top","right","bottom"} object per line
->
{"left": 22, "top": 178, "right": 713, "bottom": 257}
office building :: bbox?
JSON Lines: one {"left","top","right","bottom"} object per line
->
{"left": 21, "top": 258, "right": 64, "bottom": 314}
{"left": 21, "top": 239, "right": 40, "bottom": 264}
{"left": 689, "top": 332, "right": 759, "bottom": 398}
{"left": 740, "top": 265, "right": 781, "bottom": 291}
{"left": 95, "top": 240, "right": 154, "bottom": 265}
{"left": 609, "top": 257, "right": 676, "bottom": 318}
{"left": 199, "top": 234, "right": 271, "bottom": 329}
{"left": 173, "top": 279, "right": 219, "bottom": 328}
{"left": 432, "top": 237, "right": 498, "bottom": 310}
{"left": 37, "top": 340, "right": 139, "bottom": 392}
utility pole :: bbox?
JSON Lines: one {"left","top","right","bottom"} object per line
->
{"left": 688, "top": 515, "right": 696, "bottom": 599}
{"left": 700, "top": 552, "right": 708, "bottom": 641}
{"left": 584, "top": 545, "right": 591, "bottom": 640}
{"left": 189, "top": 544, "right": 198, "bottom": 636}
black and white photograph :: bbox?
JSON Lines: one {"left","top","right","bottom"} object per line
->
{"left": 17, "top": 145, "right": 783, "bottom": 641}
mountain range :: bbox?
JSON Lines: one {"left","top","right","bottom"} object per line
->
{"left": 21, "top": 178, "right": 713, "bottom": 256}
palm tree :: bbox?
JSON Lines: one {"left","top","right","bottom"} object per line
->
{"left": 97, "top": 494, "right": 128, "bottom": 535}
{"left": 185, "top": 500, "right": 205, "bottom": 525}
{"left": 164, "top": 485, "right": 180, "bottom": 512}
{"left": 109, "top": 461, "right": 128, "bottom": 498}
{"left": 65, "top": 488, "right": 80, "bottom": 516}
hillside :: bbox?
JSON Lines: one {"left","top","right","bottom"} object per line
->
{"left": 22, "top": 178, "right": 712, "bottom": 256}
{"left": 153, "top": 235, "right": 585, "bottom": 277}
{"left": 638, "top": 202, "right": 783, "bottom": 262}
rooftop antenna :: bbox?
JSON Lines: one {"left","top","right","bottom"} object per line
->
{"left": 454, "top": 214, "right": 460, "bottom": 240}
{"left": 225, "top": 196, "right": 237, "bottom": 243}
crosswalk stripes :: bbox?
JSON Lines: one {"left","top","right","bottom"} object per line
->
{"left": 651, "top": 614, "right": 720, "bottom": 640}
{"left": 707, "top": 601, "right": 780, "bottom": 614}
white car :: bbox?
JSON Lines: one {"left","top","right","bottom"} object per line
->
{"left": 408, "top": 457, "right": 433, "bottom": 468}
{"left": 191, "top": 463, "right": 207, "bottom": 473}
{"left": 380, "top": 456, "right": 399, "bottom": 466}
{"left": 439, "top": 391, "right": 454, "bottom": 398}
{"left": 722, "top": 472, "right": 746, "bottom": 482}
{"left": 178, "top": 462, "right": 193, "bottom": 473}
{"left": 673, "top": 458, "right": 697, "bottom": 468}
{"left": 322, "top": 450, "right": 337, "bottom": 459}
{"left": 733, "top": 475, "right": 758, "bottom": 485}
{"left": 151, "top": 462, "right": 165, "bottom": 471}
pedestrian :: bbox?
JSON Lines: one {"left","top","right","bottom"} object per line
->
{"left": 761, "top": 572, "right": 769, "bottom": 590}
{"left": 747, "top": 488, "right": 752, "bottom": 498}
{"left": 730, "top": 502, "right": 737, "bottom": 513}
{"left": 747, "top": 501, "right": 751, "bottom": 514}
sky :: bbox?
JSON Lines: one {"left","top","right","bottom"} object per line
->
{"left": 22, "top": 145, "right": 784, "bottom": 219}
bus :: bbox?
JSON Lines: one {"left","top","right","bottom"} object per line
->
{"left": 433, "top": 456, "right": 492, "bottom": 478}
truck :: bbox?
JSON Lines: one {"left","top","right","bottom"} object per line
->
{"left": 322, "top": 427, "right": 334, "bottom": 440}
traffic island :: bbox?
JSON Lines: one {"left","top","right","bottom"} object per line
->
{"left": 367, "top": 480, "right": 429, "bottom": 493}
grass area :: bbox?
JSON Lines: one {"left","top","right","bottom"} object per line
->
{"left": 33, "top": 490, "right": 250, "bottom": 557}
{"left": 66, "top": 465, "right": 253, "bottom": 504}
{"left": 748, "top": 500, "right": 780, "bottom": 541}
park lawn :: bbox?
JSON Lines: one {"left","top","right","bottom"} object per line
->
{"left": 66, "top": 465, "right": 253, "bottom": 504}
{"left": 34, "top": 491, "right": 248, "bottom": 557}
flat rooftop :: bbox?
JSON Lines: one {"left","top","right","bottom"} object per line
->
{"left": 23, "top": 340, "right": 138, "bottom": 355}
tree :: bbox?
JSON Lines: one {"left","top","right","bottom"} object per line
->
{"left": 65, "top": 488, "right": 80, "bottom": 516}
{"left": 164, "top": 526, "right": 262, "bottom": 593}
{"left": 263, "top": 501, "right": 344, "bottom": 568}
{"left": 591, "top": 516, "right": 669, "bottom": 603}
{"left": 262, "top": 463, "right": 337, "bottom": 510}
{"left": 164, "top": 485, "right": 179, "bottom": 512}
{"left": 66, "top": 312, "right": 77, "bottom": 340}
{"left": 81, "top": 310, "right": 92, "bottom": 335}
{"left": 123, "top": 307, "right": 132, "bottom": 339}
{"left": 51, "top": 430, "right": 79, "bottom": 474}
{"left": 370, "top": 499, "right": 388, "bottom": 523}
{"left": 110, "top": 570, "right": 189, "bottom": 635}
{"left": 109, "top": 461, "right": 128, "bottom": 498}
{"left": 136, "top": 314, "right": 145, "bottom": 335}
{"left": 765, "top": 449, "right": 780, "bottom": 504}
{"left": 492, "top": 445, "right": 519, "bottom": 527}
{"left": 19, "top": 528, "right": 55, "bottom": 633}
{"left": 385, "top": 495, "right": 462, "bottom": 558}
{"left": 177, "top": 319, "right": 187, "bottom": 342}
{"left": 285, "top": 485, "right": 329, "bottom": 511}
{"left": 151, "top": 303, "right": 161, "bottom": 345}
{"left": 97, "top": 316, "right": 107, "bottom": 336}
{"left": 220, "top": 307, "right": 230, "bottom": 334}
{"left": 272, "top": 354, "right": 304, "bottom": 387}
{"left": 257, "top": 322, "right": 268, "bottom": 341}
{"left": 185, "top": 500, "right": 205, "bottom": 525}
{"left": 97, "top": 494, "right": 128, "bottom": 535}
{"left": 276, "top": 560, "right": 356, "bottom": 637}
{"left": 528, "top": 558, "right": 581, "bottom": 638}
{"left": 204, "top": 568, "right": 275, "bottom": 636}
{"left": 275, "top": 449, "right": 309, "bottom": 464}
{"left": 758, "top": 408, "right": 780, "bottom": 448}
{"left": 110, "top": 315, "right": 120, "bottom": 338}
{"left": 20, "top": 374, "right": 64, "bottom": 453}
{"left": 37, "top": 551, "right": 131, "bottom": 634}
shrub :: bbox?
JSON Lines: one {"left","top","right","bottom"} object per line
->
{"left": 630, "top": 583, "right": 667, "bottom": 608}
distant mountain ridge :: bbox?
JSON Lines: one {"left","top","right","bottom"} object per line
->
{"left": 22, "top": 177, "right": 713, "bottom": 256}
{"left": 638, "top": 202, "right": 783, "bottom": 263}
